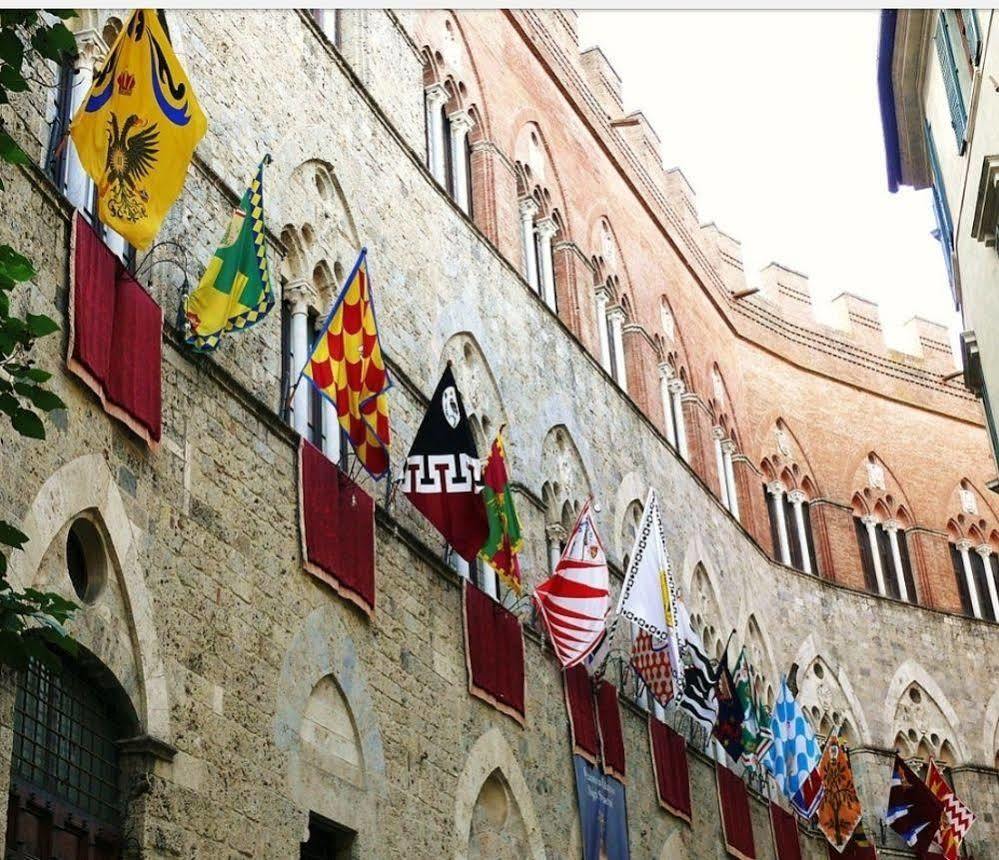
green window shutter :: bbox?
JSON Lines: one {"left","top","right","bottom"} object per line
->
{"left": 925, "top": 123, "right": 957, "bottom": 291}
{"left": 960, "top": 9, "right": 981, "bottom": 65}
{"left": 935, "top": 12, "right": 969, "bottom": 149}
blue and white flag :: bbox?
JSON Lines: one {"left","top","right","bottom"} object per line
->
{"left": 763, "top": 677, "right": 824, "bottom": 817}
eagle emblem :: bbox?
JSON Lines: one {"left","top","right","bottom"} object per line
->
{"left": 102, "top": 111, "right": 159, "bottom": 223}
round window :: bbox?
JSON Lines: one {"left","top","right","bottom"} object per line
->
{"left": 66, "top": 519, "right": 106, "bottom": 604}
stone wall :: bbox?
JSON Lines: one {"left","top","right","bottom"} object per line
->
{"left": 0, "top": 8, "right": 996, "bottom": 859}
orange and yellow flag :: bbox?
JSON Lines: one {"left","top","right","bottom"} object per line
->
{"left": 303, "top": 249, "right": 391, "bottom": 478}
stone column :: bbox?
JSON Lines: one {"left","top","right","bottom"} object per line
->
{"left": 975, "top": 544, "right": 999, "bottom": 619}
{"left": 768, "top": 482, "right": 791, "bottom": 565}
{"left": 713, "top": 427, "right": 729, "bottom": 509}
{"left": 286, "top": 280, "right": 314, "bottom": 438}
{"left": 669, "top": 379, "right": 688, "bottom": 460}
{"left": 595, "top": 286, "right": 612, "bottom": 373}
{"left": 955, "top": 540, "right": 981, "bottom": 617}
{"left": 518, "top": 197, "right": 540, "bottom": 292}
{"left": 65, "top": 30, "right": 105, "bottom": 212}
{"left": 883, "top": 520, "right": 909, "bottom": 602}
{"left": 535, "top": 217, "right": 558, "bottom": 311}
{"left": 607, "top": 307, "right": 627, "bottom": 392}
{"left": 658, "top": 363, "right": 676, "bottom": 446}
{"left": 722, "top": 440, "right": 740, "bottom": 521}
{"left": 425, "top": 84, "right": 448, "bottom": 184}
{"left": 322, "top": 399, "right": 341, "bottom": 462}
{"left": 546, "top": 524, "right": 566, "bottom": 574}
{"left": 788, "top": 490, "right": 812, "bottom": 574}
{"left": 861, "top": 515, "right": 888, "bottom": 597}
{"left": 448, "top": 109, "right": 474, "bottom": 214}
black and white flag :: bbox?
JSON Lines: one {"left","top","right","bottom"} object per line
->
{"left": 677, "top": 601, "right": 719, "bottom": 733}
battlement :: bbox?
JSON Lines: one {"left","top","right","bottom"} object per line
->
{"left": 579, "top": 46, "right": 623, "bottom": 120}
{"left": 761, "top": 262, "right": 813, "bottom": 324}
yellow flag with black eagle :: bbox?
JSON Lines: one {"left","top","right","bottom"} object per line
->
{"left": 70, "top": 9, "right": 206, "bottom": 250}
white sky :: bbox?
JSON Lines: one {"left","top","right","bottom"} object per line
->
{"left": 576, "top": 10, "right": 960, "bottom": 349}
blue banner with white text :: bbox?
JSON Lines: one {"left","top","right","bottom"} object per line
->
{"left": 573, "top": 754, "right": 630, "bottom": 860}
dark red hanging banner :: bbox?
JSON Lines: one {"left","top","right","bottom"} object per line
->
{"left": 769, "top": 801, "right": 801, "bottom": 860}
{"left": 717, "top": 762, "right": 756, "bottom": 860}
{"left": 596, "top": 680, "right": 626, "bottom": 783}
{"left": 649, "top": 716, "right": 691, "bottom": 822}
{"left": 462, "top": 581, "right": 525, "bottom": 724}
{"left": 563, "top": 664, "right": 599, "bottom": 763}
{"left": 299, "top": 439, "right": 376, "bottom": 616}
{"left": 68, "top": 214, "right": 162, "bottom": 445}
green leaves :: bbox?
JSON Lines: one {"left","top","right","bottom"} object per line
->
{"left": 0, "top": 130, "right": 28, "bottom": 165}
{"left": 0, "top": 244, "right": 35, "bottom": 283}
{"left": 0, "top": 521, "right": 28, "bottom": 550}
{"left": 26, "top": 313, "right": 57, "bottom": 337}
{"left": 0, "top": 11, "right": 79, "bottom": 672}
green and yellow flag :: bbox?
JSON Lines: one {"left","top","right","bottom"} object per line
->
{"left": 70, "top": 9, "right": 207, "bottom": 249}
{"left": 184, "top": 157, "right": 274, "bottom": 351}
{"left": 479, "top": 431, "right": 523, "bottom": 594}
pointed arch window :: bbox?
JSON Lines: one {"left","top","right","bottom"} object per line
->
{"left": 765, "top": 484, "right": 815, "bottom": 574}
{"left": 950, "top": 541, "right": 999, "bottom": 621}
{"left": 854, "top": 515, "right": 917, "bottom": 603}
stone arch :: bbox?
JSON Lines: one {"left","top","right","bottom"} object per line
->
{"left": 687, "top": 561, "right": 730, "bottom": 661}
{"left": 754, "top": 414, "right": 821, "bottom": 497}
{"left": 612, "top": 471, "right": 647, "bottom": 564}
{"left": 944, "top": 477, "right": 999, "bottom": 547}
{"left": 658, "top": 829, "right": 689, "bottom": 860}
{"left": 619, "top": 498, "right": 644, "bottom": 571}
{"left": 7, "top": 454, "right": 170, "bottom": 743}
{"left": 848, "top": 451, "right": 916, "bottom": 525}
{"left": 274, "top": 605, "right": 386, "bottom": 850}
{"left": 884, "top": 660, "right": 967, "bottom": 762}
{"left": 540, "top": 424, "right": 592, "bottom": 528}
{"left": 739, "top": 614, "right": 779, "bottom": 709}
{"left": 983, "top": 687, "right": 999, "bottom": 764}
{"left": 440, "top": 332, "right": 508, "bottom": 452}
{"left": 274, "top": 158, "right": 359, "bottom": 311}
{"left": 792, "top": 634, "right": 872, "bottom": 746}
{"left": 585, "top": 212, "right": 634, "bottom": 297}
{"left": 413, "top": 10, "right": 493, "bottom": 142}
{"left": 510, "top": 118, "right": 571, "bottom": 239}
{"left": 453, "top": 727, "right": 545, "bottom": 860}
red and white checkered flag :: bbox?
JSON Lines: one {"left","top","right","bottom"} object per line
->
{"left": 630, "top": 628, "right": 676, "bottom": 707}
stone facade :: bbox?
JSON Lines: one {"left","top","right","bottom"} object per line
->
{"left": 0, "top": 8, "right": 996, "bottom": 859}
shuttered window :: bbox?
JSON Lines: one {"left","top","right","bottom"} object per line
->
{"left": 766, "top": 486, "right": 781, "bottom": 560}
{"left": 925, "top": 123, "right": 956, "bottom": 296}
{"left": 876, "top": 525, "right": 897, "bottom": 599}
{"left": 802, "top": 502, "right": 818, "bottom": 576}
{"left": 781, "top": 492, "right": 803, "bottom": 571}
{"left": 935, "top": 11, "right": 969, "bottom": 151}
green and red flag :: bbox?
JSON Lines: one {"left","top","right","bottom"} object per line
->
{"left": 479, "top": 431, "right": 523, "bottom": 594}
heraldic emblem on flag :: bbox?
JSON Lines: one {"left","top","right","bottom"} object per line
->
{"left": 70, "top": 9, "right": 207, "bottom": 249}
{"left": 631, "top": 629, "right": 676, "bottom": 708}
{"left": 533, "top": 499, "right": 610, "bottom": 668}
{"left": 402, "top": 365, "right": 488, "bottom": 560}
{"left": 616, "top": 489, "right": 684, "bottom": 692}
{"left": 815, "top": 734, "right": 863, "bottom": 852}
{"left": 925, "top": 759, "right": 975, "bottom": 860}
{"left": 886, "top": 753, "right": 945, "bottom": 853}
{"left": 676, "top": 601, "right": 719, "bottom": 733}
{"left": 479, "top": 432, "right": 524, "bottom": 594}
{"left": 304, "top": 249, "right": 392, "bottom": 479}
{"left": 185, "top": 157, "right": 274, "bottom": 351}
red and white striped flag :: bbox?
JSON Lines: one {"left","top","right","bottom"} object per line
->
{"left": 533, "top": 500, "right": 610, "bottom": 667}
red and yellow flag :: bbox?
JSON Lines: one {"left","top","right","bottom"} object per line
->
{"left": 303, "top": 250, "right": 391, "bottom": 478}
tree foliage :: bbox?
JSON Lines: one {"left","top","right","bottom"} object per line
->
{"left": 0, "top": 10, "right": 79, "bottom": 670}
